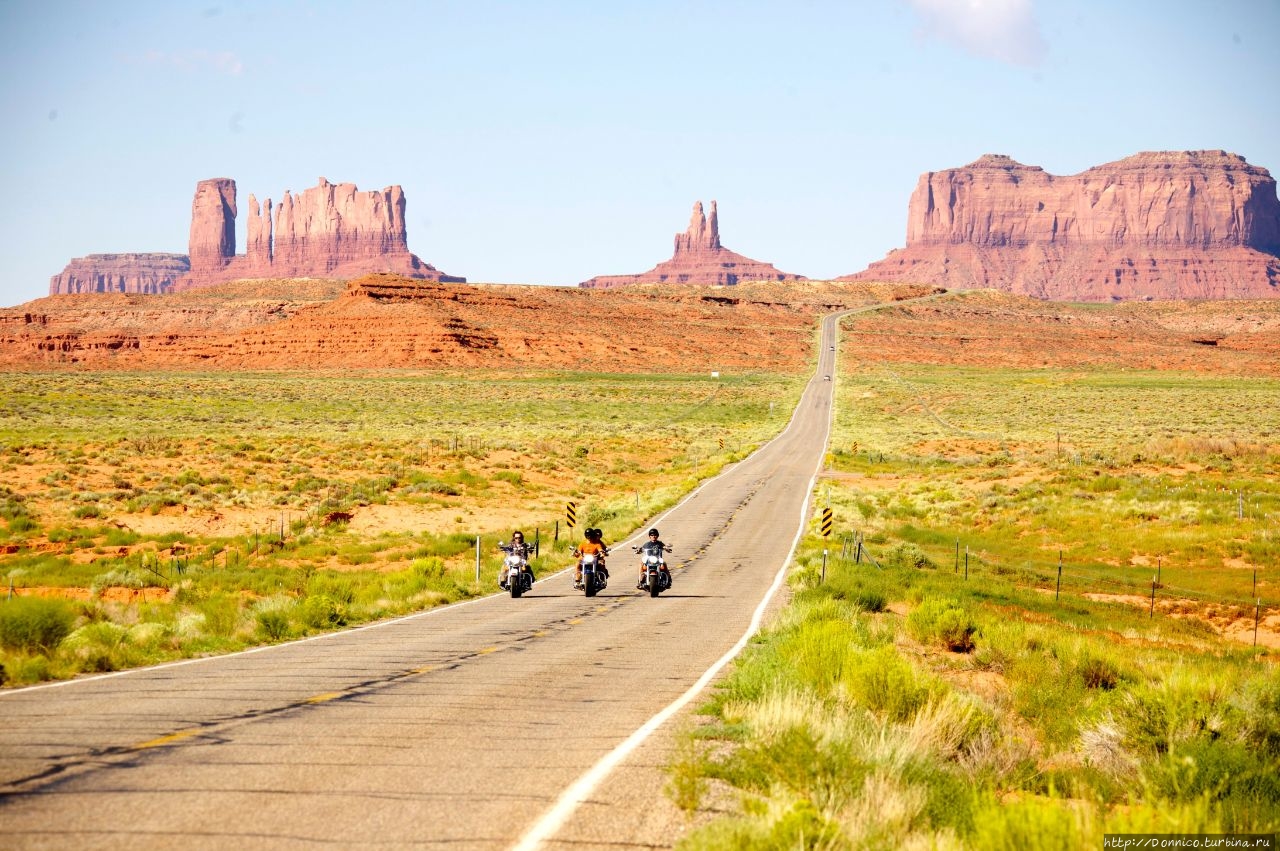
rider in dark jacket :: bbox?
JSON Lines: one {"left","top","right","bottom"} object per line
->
{"left": 634, "top": 527, "right": 672, "bottom": 589}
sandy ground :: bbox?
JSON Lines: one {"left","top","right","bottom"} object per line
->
{"left": 1084, "top": 592, "right": 1280, "bottom": 649}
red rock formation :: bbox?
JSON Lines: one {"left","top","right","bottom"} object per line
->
{"left": 187, "top": 178, "right": 238, "bottom": 277}
{"left": 49, "top": 253, "right": 190, "bottom": 295}
{"left": 175, "top": 177, "right": 462, "bottom": 289}
{"left": 846, "top": 151, "right": 1280, "bottom": 300}
{"left": 581, "top": 201, "right": 805, "bottom": 288}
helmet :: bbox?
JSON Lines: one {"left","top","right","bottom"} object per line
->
{"left": 648, "top": 528, "right": 659, "bottom": 537}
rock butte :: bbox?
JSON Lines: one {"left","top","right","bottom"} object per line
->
{"left": 579, "top": 201, "right": 806, "bottom": 288}
{"left": 844, "top": 151, "right": 1280, "bottom": 301}
{"left": 49, "top": 178, "right": 462, "bottom": 295}
{"left": 47, "top": 253, "right": 190, "bottom": 296}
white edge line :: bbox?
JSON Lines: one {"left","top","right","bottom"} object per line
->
{"left": 0, "top": 357, "right": 819, "bottom": 699}
{"left": 511, "top": 314, "right": 841, "bottom": 851}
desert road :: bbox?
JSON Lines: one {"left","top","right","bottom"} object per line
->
{"left": 0, "top": 312, "right": 845, "bottom": 850}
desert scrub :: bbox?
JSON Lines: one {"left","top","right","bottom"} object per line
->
{"left": 906, "top": 597, "right": 977, "bottom": 652}
{"left": 676, "top": 524, "right": 1280, "bottom": 848}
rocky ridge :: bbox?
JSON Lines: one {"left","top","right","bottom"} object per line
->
{"left": 580, "top": 201, "right": 806, "bottom": 288}
{"left": 846, "top": 151, "right": 1280, "bottom": 300}
{"left": 5, "top": 275, "right": 917, "bottom": 371}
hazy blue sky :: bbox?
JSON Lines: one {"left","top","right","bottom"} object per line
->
{"left": 2, "top": 0, "right": 1278, "bottom": 305}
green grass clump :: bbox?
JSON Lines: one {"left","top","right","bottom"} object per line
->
{"left": 841, "top": 645, "right": 940, "bottom": 722}
{"left": 0, "top": 596, "right": 75, "bottom": 653}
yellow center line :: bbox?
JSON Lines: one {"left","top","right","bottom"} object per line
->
{"left": 305, "top": 691, "right": 344, "bottom": 704}
{"left": 410, "top": 665, "right": 435, "bottom": 674}
{"left": 478, "top": 646, "right": 499, "bottom": 655}
{"left": 134, "top": 729, "right": 200, "bottom": 750}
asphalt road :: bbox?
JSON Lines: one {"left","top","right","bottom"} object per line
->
{"left": 0, "top": 313, "right": 842, "bottom": 850}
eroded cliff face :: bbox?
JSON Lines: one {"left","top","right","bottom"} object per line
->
{"left": 176, "top": 177, "right": 462, "bottom": 289}
{"left": 580, "top": 201, "right": 805, "bottom": 288}
{"left": 849, "top": 151, "right": 1280, "bottom": 300}
{"left": 48, "top": 253, "right": 190, "bottom": 295}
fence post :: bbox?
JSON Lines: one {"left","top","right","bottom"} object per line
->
{"left": 955, "top": 540, "right": 960, "bottom": 573}
{"left": 555, "top": 520, "right": 559, "bottom": 542}
{"left": 1149, "top": 578, "right": 1156, "bottom": 618}
{"left": 1056, "top": 551, "right": 1062, "bottom": 601}
{"left": 821, "top": 550, "right": 827, "bottom": 584}
{"left": 964, "top": 547, "right": 969, "bottom": 581}
{"left": 1255, "top": 599, "right": 1261, "bottom": 647}
{"left": 535, "top": 527, "right": 540, "bottom": 558}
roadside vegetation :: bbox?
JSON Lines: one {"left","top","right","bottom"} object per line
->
{"left": 669, "top": 361, "right": 1279, "bottom": 848}
{"left": 0, "top": 369, "right": 804, "bottom": 685}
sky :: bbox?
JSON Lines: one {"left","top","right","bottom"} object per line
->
{"left": 1, "top": 0, "right": 1278, "bottom": 306}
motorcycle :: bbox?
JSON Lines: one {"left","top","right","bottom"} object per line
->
{"left": 634, "top": 543, "right": 673, "bottom": 597}
{"left": 578, "top": 550, "right": 607, "bottom": 597}
{"left": 498, "top": 543, "right": 533, "bottom": 598}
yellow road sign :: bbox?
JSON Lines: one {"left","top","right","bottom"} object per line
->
{"left": 565, "top": 501, "right": 577, "bottom": 528}
{"left": 820, "top": 507, "right": 833, "bottom": 537}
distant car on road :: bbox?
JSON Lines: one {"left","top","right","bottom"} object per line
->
{"left": 823, "top": 375, "right": 831, "bottom": 381}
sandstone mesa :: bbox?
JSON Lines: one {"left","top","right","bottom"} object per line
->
{"left": 579, "top": 201, "right": 806, "bottom": 288}
{"left": 49, "top": 178, "right": 462, "bottom": 295}
{"left": 845, "top": 150, "right": 1280, "bottom": 301}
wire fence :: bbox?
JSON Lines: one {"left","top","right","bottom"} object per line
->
{"left": 826, "top": 529, "right": 1274, "bottom": 646}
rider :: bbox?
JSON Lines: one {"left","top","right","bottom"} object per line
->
{"left": 572, "top": 527, "right": 609, "bottom": 589}
{"left": 497, "top": 530, "right": 535, "bottom": 589}
{"left": 635, "top": 527, "right": 672, "bottom": 590}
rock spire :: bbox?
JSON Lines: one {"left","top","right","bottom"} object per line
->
{"left": 581, "top": 200, "right": 803, "bottom": 288}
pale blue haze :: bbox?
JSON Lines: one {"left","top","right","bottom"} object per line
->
{"left": 1, "top": 0, "right": 1277, "bottom": 305}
